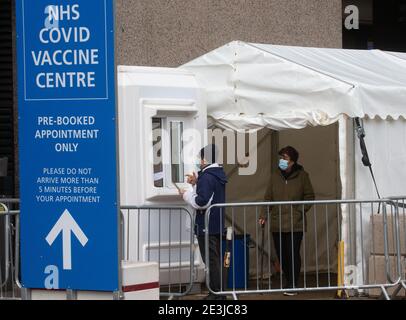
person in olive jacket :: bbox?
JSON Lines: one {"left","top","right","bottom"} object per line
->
{"left": 259, "top": 146, "right": 315, "bottom": 296}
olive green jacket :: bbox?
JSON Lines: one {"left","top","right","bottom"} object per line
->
{"left": 263, "top": 166, "right": 315, "bottom": 232}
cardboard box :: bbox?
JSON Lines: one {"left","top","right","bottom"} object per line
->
{"left": 370, "top": 213, "right": 406, "bottom": 256}
{"left": 368, "top": 255, "right": 405, "bottom": 297}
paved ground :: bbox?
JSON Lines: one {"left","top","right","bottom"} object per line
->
{"left": 176, "top": 290, "right": 406, "bottom": 301}
{"left": 179, "top": 292, "right": 362, "bottom": 300}
{"left": 164, "top": 273, "right": 406, "bottom": 301}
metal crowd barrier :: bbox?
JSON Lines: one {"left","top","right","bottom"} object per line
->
{"left": 120, "top": 206, "right": 196, "bottom": 298}
{"left": 1, "top": 201, "right": 195, "bottom": 300}
{"left": 204, "top": 199, "right": 404, "bottom": 300}
{"left": 3, "top": 199, "right": 403, "bottom": 300}
{"left": 0, "top": 199, "right": 21, "bottom": 300}
{"left": 385, "top": 197, "right": 406, "bottom": 299}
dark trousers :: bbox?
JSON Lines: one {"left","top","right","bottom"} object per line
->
{"left": 198, "top": 235, "right": 224, "bottom": 292}
{"left": 272, "top": 232, "right": 303, "bottom": 288}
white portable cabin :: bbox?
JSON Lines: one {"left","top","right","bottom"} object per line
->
{"left": 118, "top": 41, "right": 406, "bottom": 287}
{"left": 117, "top": 66, "right": 208, "bottom": 286}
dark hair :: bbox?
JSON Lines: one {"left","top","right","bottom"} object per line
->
{"left": 199, "top": 144, "right": 218, "bottom": 164}
{"left": 278, "top": 146, "right": 299, "bottom": 163}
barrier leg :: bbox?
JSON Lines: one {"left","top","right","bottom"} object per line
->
{"left": 390, "top": 284, "right": 403, "bottom": 299}
{"left": 379, "top": 286, "right": 390, "bottom": 301}
{"left": 391, "top": 281, "right": 406, "bottom": 299}
{"left": 21, "top": 288, "right": 31, "bottom": 300}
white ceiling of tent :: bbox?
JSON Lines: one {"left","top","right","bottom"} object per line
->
{"left": 181, "top": 41, "right": 406, "bottom": 131}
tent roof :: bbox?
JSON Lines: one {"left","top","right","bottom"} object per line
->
{"left": 180, "top": 41, "right": 406, "bottom": 131}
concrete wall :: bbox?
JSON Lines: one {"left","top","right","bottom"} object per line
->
{"left": 116, "top": 0, "right": 343, "bottom": 67}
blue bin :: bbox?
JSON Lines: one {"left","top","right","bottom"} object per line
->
{"left": 221, "top": 234, "right": 250, "bottom": 289}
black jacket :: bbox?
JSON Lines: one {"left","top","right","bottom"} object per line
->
{"left": 194, "top": 165, "right": 227, "bottom": 236}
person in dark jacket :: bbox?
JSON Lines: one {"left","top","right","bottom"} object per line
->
{"left": 179, "top": 144, "right": 227, "bottom": 300}
{"left": 259, "top": 146, "right": 315, "bottom": 296}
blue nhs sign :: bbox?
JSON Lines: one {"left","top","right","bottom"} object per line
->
{"left": 16, "top": 0, "right": 120, "bottom": 292}
{"left": 23, "top": 2, "right": 108, "bottom": 100}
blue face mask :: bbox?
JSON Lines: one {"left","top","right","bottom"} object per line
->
{"left": 195, "top": 159, "right": 202, "bottom": 171}
{"left": 279, "top": 159, "right": 289, "bottom": 171}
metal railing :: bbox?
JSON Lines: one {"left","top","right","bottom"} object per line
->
{"left": 385, "top": 197, "right": 406, "bottom": 299}
{"left": 120, "top": 206, "right": 196, "bottom": 298}
{"left": 204, "top": 198, "right": 404, "bottom": 300}
{"left": 0, "top": 201, "right": 197, "bottom": 300}
{"left": 3, "top": 198, "right": 403, "bottom": 300}
{"left": 0, "top": 199, "right": 21, "bottom": 300}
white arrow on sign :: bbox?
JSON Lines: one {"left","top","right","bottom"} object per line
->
{"left": 46, "top": 209, "right": 88, "bottom": 270}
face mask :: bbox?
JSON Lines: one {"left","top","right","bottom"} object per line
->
{"left": 279, "top": 159, "right": 289, "bottom": 171}
{"left": 195, "top": 159, "right": 202, "bottom": 171}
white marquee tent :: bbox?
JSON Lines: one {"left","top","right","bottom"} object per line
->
{"left": 181, "top": 41, "right": 406, "bottom": 284}
{"left": 182, "top": 41, "right": 406, "bottom": 131}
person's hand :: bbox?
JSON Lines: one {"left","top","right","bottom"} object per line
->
{"left": 178, "top": 188, "right": 186, "bottom": 196}
{"left": 186, "top": 172, "right": 197, "bottom": 186}
{"left": 259, "top": 217, "right": 267, "bottom": 226}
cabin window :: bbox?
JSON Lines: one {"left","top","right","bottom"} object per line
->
{"left": 170, "top": 121, "right": 184, "bottom": 184}
{"left": 152, "top": 118, "right": 163, "bottom": 188}
{"left": 152, "top": 118, "right": 185, "bottom": 188}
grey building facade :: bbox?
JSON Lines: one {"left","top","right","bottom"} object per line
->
{"left": 115, "top": 0, "right": 343, "bottom": 67}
